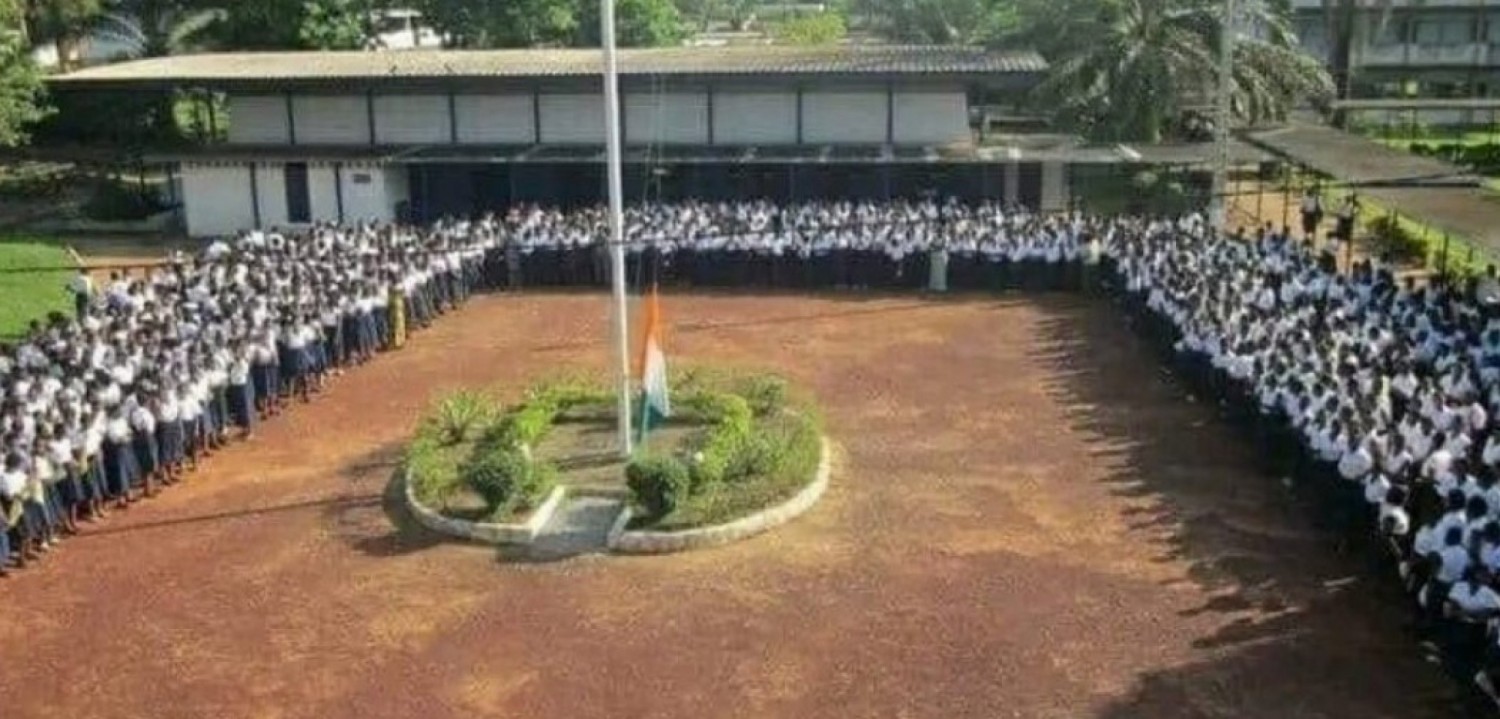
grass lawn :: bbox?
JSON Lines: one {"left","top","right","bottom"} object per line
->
{"left": 0, "top": 237, "right": 75, "bottom": 339}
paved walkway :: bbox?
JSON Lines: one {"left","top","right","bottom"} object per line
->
{"left": 509, "top": 495, "right": 624, "bottom": 562}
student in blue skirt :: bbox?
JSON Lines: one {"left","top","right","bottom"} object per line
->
{"left": 156, "top": 384, "right": 184, "bottom": 484}
{"left": 103, "top": 405, "right": 135, "bottom": 509}
{"left": 227, "top": 346, "right": 255, "bottom": 439}
{"left": 128, "top": 394, "right": 160, "bottom": 498}
{"left": 1, "top": 454, "right": 33, "bottom": 568}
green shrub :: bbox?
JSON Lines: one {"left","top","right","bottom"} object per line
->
{"left": 428, "top": 389, "right": 494, "bottom": 445}
{"left": 626, "top": 453, "right": 691, "bottom": 517}
{"left": 460, "top": 446, "right": 524, "bottom": 513}
{"left": 1368, "top": 213, "right": 1427, "bottom": 264}
{"left": 510, "top": 456, "right": 558, "bottom": 512}
{"left": 405, "top": 432, "right": 460, "bottom": 506}
{"left": 489, "top": 400, "right": 560, "bottom": 449}
{"left": 531, "top": 380, "right": 612, "bottom": 410}
{"left": 736, "top": 374, "right": 788, "bottom": 417}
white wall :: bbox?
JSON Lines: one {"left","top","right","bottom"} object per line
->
{"left": 293, "top": 95, "right": 370, "bottom": 145}
{"left": 374, "top": 94, "right": 450, "bottom": 144}
{"left": 538, "top": 93, "right": 604, "bottom": 144}
{"left": 182, "top": 164, "right": 256, "bottom": 237}
{"left": 255, "top": 162, "right": 290, "bottom": 230}
{"left": 625, "top": 92, "right": 709, "bottom": 145}
{"left": 341, "top": 165, "right": 406, "bottom": 224}
{"left": 803, "top": 91, "right": 887, "bottom": 144}
{"left": 892, "top": 91, "right": 969, "bottom": 145}
{"left": 713, "top": 91, "right": 798, "bottom": 144}
{"left": 228, "top": 95, "right": 290, "bottom": 144}
{"left": 455, "top": 94, "right": 535, "bottom": 144}
{"left": 309, "top": 165, "right": 341, "bottom": 224}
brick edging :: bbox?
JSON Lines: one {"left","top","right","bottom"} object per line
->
{"left": 403, "top": 468, "right": 566, "bottom": 545}
{"left": 608, "top": 436, "right": 832, "bottom": 554}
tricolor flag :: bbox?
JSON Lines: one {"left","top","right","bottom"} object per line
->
{"left": 636, "top": 283, "right": 671, "bottom": 444}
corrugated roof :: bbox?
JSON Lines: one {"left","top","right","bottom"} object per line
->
{"left": 53, "top": 46, "right": 1046, "bottom": 85}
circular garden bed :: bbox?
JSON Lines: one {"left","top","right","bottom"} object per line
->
{"left": 403, "top": 369, "right": 826, "bottom": 545}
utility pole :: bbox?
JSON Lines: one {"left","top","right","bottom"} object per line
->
{"left": 1213, "top": 0, "right": 1238, "bottom": 231}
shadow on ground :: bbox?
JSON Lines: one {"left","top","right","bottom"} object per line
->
{"left": 1023, "top": 295, "right": 1471, "bottom": 718}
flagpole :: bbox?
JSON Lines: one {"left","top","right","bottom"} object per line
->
{"left": 602, "top": 0, "right": 634, "bottom": 457}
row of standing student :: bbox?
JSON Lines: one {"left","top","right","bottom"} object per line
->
{"left": 2, "top": 243, "right": 498, "bottom": 574}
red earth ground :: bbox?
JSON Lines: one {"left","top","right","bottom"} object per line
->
{"left": 0, "top": 291, "right": 1467, "bottom": 719}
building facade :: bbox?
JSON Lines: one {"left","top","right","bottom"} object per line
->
{"left": 1292, "top": 0, "right": 1500, "bottom": 126}
{"left": 54, "top": 46, "right": 1056, "bottom": 237}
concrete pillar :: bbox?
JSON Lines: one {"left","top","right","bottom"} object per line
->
{"left": 1040, "top": 161, "right": 1068, "bottom": 213}
{"left": 1002, "top": 161, "right": 1019, "bottom": 206}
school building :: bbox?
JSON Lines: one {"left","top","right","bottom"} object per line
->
{"left": 52, "top": 46, "right": 1248, "bottom": 237}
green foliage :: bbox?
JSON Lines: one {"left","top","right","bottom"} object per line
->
{"left": 419, "top": 0, "right": 683, "bottom": 48}
{"left": 734, "top": 374, "right": 789, "bottom": 418}
{"left": 626, "top": 452, "right": 691, "bottom": 518}
{"left": 773, "top": 11, "right": 846, "bottom": 44}
{"left": 404, "top": 430, "right": 462, "bottom": 506}
{"left": 572, "top": 0, "right": 687, "bottom": 47}
{"left": 853, "top": 0, "right": 1017, "bottom": 45}
{"left": 427, "top": 389, "right": 494, "bottom": 445}
{"left": 299, "top": 0, "right": 369, "bottom": 49}
{"left": 1018, "top": 0, "right": 1332, "bottom": 142}
{"left": 1367, "top": 213, "right": 1426, "bottom": 264}
{"left": 459, "top": 442, "right": 557, "bottom": 517}
{"left": 0, "top": 7, "right": 50, "bottom": 148}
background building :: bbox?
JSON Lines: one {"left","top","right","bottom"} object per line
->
{"left": 51, "top": 45, "right": 1052, "bottom": 237}
{"left": 1292, "top": 0, "right": 1500, "bottom": 126}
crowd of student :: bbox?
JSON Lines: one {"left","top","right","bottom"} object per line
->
{"left": 1103, "top": 212, "right": 1500, "bottom": 701}
{"left": 0, "top": 222, "right": 501, "bottom": 573}
{"left": 7, "top": 197, "right": 1500, "bottom": 702}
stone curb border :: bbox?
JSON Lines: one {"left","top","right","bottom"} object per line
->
{"left": 403, "top": 470, "right": 567, "bottom": 545}
{"left": 607, "top": 436, "right": 832, "bottom": 554}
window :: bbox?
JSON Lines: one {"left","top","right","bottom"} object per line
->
{"left": 1414, "top": 17, "right": 1474, "bottom": 46}
{"left": 1487, "top": 16, "right": 1500, "bottom": 44}
{"left": 284, "top": 163, "right": 310, "bottom": 223}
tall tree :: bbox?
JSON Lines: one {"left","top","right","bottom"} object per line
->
{"left": 1020, "top": 0, "right": 1331, "bottom": 142}
{"left": 851, "top": 0, "right": 1017, "bottom": 45}
{"left": 200, "top": 0, "right": 376, "bottom": 50}
{"left": 24, "top": 0, "right": 104, "bottom": 68}
{"left": 0, "top": 0, "right": 50, "bottom": 146}
{"left": 420, "top": 0, "right": 683, "bottom": 48}
{"left": 418, "top": 0, "right": 577, "bottom": 47}
{"left": 299, "top": 0, "right": 369, "bottom": 49}
{"left": 774, "top": 12, "right": 847, "bottom": 44}
{"left": 573, "top": 0, "right": 686, "bottom": 47}
{"left": 93, "top": 0, "right": 223, "bottom": 57}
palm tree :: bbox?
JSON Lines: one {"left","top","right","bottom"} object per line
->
{"left": 1022, "top": 0, "right": 1333, "bottom": 142}
{"left": 93, "top": 0, "right": 223, "bottom": 58}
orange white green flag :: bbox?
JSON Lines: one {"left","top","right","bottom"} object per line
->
{"left": 636, "top": 284, "right": 671, "bottom": 444}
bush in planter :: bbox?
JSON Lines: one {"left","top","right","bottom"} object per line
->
{"left": 406, "top": 432, "right": 460, "bottom": 506}
{"left": 736, "top": 374, "right": 788, "bottom": 418}
{"left": 428, "top": 389, "right": 494, "bottom": 445}
{"left": 460, "top": 446, "right": 555, "bottom": 516}
{"left": 627, "top": 453, "right": 691, "bottom": 517}
{"left": 489, "top": 401, "right": 560, "bottom": 449}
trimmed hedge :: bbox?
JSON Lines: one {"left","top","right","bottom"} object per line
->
{"left": 626, "top": 453, "right": 692, "bottom": 517}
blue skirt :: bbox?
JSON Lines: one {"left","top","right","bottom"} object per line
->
{"left": 56, "top": 467, "right": 85, "bottom": 508}
{"left": 133, "top": 432, "right": 159, "bottom": 476}
{"left": 230, "top": 383, "right": 255, "bottom": 428}
{"left": 84, "top": 459, "right": 106, "bottom": 501}
{"left": 105, "top": 439, "right": 138, "bottom": 497}
{"left": 158, "top": 420, "right": 185, "bottom": 465}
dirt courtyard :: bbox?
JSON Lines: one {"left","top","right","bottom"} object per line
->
{"left": 0, "top": 292, "right": 1464, "bottom": 719}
